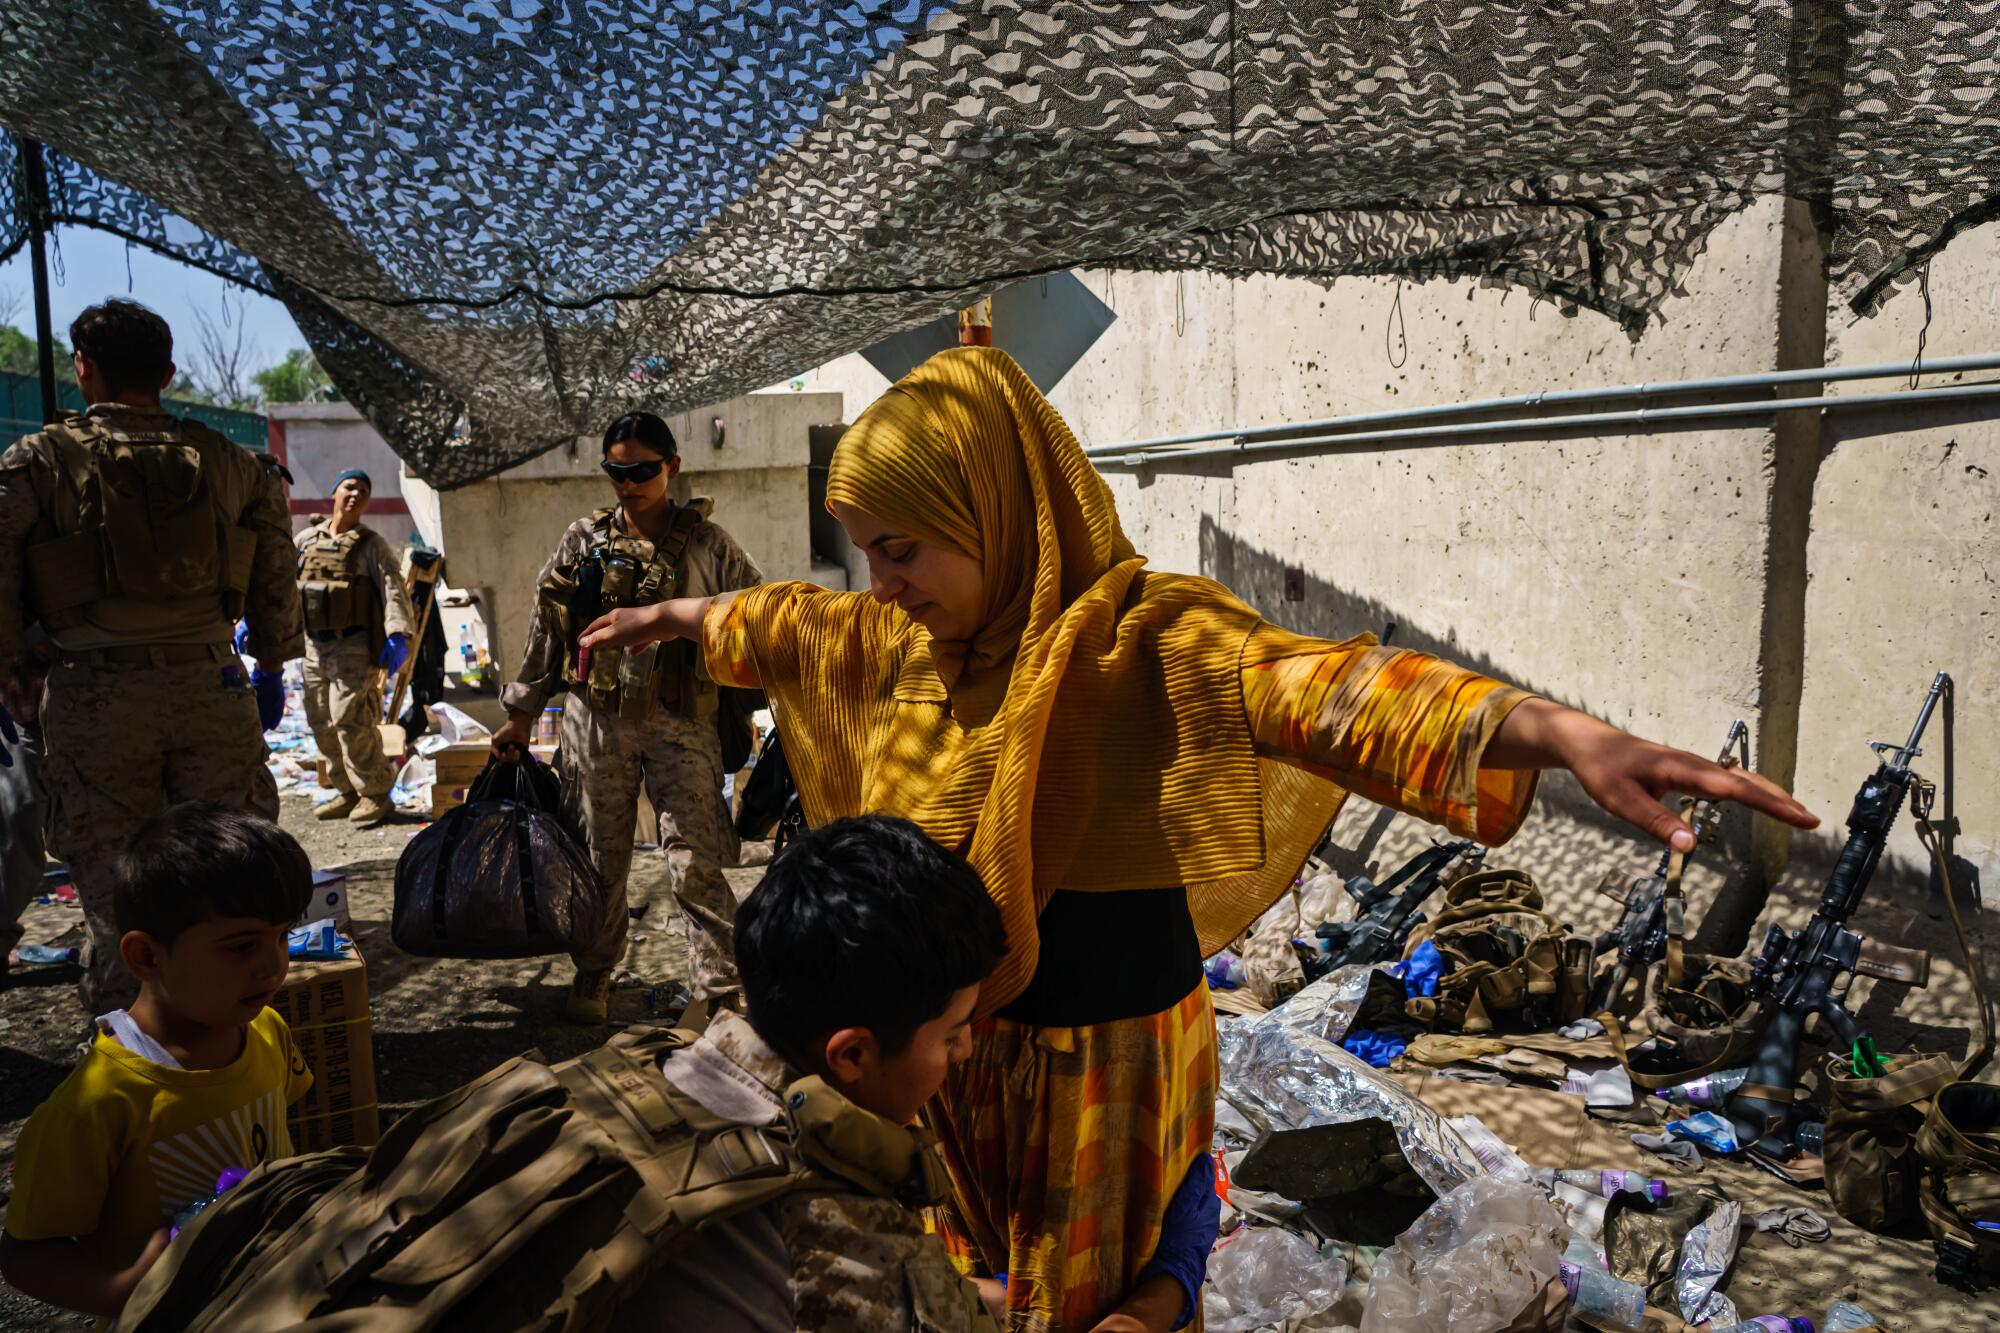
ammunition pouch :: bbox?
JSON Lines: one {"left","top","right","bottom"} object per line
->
{"left": 1823, "top": 1049, "right": 1956, "bottom": 1233}
{"left": 538, "top": 505, "right": 710, "bottom": 723}
{"left": 1401, "top": 869, "right": 1591, "bottom": 1034}
{"left": 1915, "top": 1081, "right": 2000, "bottom": 1290}
{"left": 1606, "top": 952, "right": 1768, "bottom": 1092}
{"left": 24, "top": 417, "right": 254, "bottom": 629}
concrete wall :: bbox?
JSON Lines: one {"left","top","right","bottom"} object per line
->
{"left": 404, "top": 392, "right": 841, "bottom": 685}
{"left": 268, "top": 401, "right": 418, "bottom": 547}
{"left": 791, "top": 197, "right": 2000, "bottom": 1055}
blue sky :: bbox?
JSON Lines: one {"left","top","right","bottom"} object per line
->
{"left": 0, "top": 226, "right": 304, "bottom": 372}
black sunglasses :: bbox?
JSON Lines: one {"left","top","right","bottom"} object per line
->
{"left": 601, "top": 459, "right": 665, "bottom": 484}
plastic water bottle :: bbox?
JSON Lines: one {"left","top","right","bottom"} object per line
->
{"left": 1204, "top": 952, "right": 1247, "bottom": 989}
{"left": 1794, "top": 1120, "right": 1825, "bottom": 1156}
{"left": 1708, "top": 1318, "right": 1815, "bottom": 1333}
{"left": 14, "top": 944, "right": 79, "bottom": 964}
{"left": 1654, "top": 1066, "right": 1750, "bottom": 1108}
{"left": 536, "top": 706, "right": 562, "bottom": 746}
{"left": 1823, "top": 1302, "right": 1878, "bottom": 1331}
{"left": 1557, "top": 1244, "right": 1647, "bottom": 1332}
{"left": 1532, "top": 1167, "right": 1669, "bottom": 1201}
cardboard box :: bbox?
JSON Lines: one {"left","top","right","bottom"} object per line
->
{"left": 304, "top": 868, "right": 349, "bottom": 926}
{"left": 272, "top": 947, "right": 380, "bottom": 1151}
{"left": 427, "top": 740, "right": 557, "bottom": 818}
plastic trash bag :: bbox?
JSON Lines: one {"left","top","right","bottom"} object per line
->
{"left": 1204, "top": 1225, "right": 1348, "bottom": 1333}
{"left": 1360, "top": 1176, "right": 1567, "bottom": 1333}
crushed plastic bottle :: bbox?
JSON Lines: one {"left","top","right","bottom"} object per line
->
{"left": 1559, "top": 1238, "right": 1648, "bottom": 1333}
{"left": 1823, "top": 1301, "right": 1879, "bottom": 1331}
{"left": 1532, "top": 1167, "right": 1669, "bottom": 1202}
{"left": 1654, "top": 1066, "right": 1750, "bottom": 1108}
{"left": 170, "top": 1166, "right": 250, "bottom": 1239}
{"left": 13, "top": 944, "right": 79, "bottom": 965}
{"left": 1709, "top": 1319, "right": 1815, "bottom": 1333}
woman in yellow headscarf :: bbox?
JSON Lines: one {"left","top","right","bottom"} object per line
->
{"left": 583, "top": 347, "right": 1814, "bottom": 1331}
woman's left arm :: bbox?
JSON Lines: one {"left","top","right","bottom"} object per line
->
{"left": 1244, "top": 625, "right": 1816, "bottom": 848}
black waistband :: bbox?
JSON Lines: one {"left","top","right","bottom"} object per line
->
{"left": 309, "top": 627, "right": 369, "bottom": 643}
{"left": 996, "top": 887, "right": 1202, "bottom": 1027}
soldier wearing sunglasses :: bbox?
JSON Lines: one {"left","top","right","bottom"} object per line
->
{"left": 494, "top": 412, "right": 761, "bottom": 1023}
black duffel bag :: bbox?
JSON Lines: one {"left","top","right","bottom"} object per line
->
{"left": 392, "top": 752, "right": 609, "bottom": 958}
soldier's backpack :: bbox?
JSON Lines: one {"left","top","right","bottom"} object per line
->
{"left": 24, "top": 413, "right": 257, "bottom": 633}
{"left": 1400, "top": 869, "right": 1592, "bottom": 1034}
{"left": 1915, "top": 1081, "right": 2000, "bottom": 1291}
{"left": 120, "top": 1025, "right": 962, "bottom": 1331}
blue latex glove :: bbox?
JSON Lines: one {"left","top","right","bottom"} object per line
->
{"left": 233, "top": 619, "right": 250, "bottom": 655}
{"left": 0, "top": 700, "right": 14, "bottom": 768}
{"left": 1341, "top": 1028, "right": 1409, "bottom": 1068}
{"left": 378, "top": 632, "right": 410, "bottom": 675}
{"left": 1137, "top": 1152, "right": 1221, "bottom": 1330}
{"left": 251, "top": 666, "right": 285, "bottom": 731}
{"left": 1401, "top": 939, "right": 1444, "bottom": 999}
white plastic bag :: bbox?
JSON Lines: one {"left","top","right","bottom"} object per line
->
{"left": 1205, "top": 1226, "right": 1348, "bottom": 1333}
{"left": 1359, "top": 1176, "right": 1565, "bottom": 1333}
{"left": 430, "top": 700, "right": 492, "bottom": 742}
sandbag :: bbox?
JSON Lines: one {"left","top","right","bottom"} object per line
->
{"left": 1822, "top": 1050, "right": 1955, "bottom": 1233}
{"left": 393, "top": 755, "right": 609, "bottom": 958}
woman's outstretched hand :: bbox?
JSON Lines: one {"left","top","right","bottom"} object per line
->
{"left": 1489, "top": 698, "right": 1818, "bottom": 850}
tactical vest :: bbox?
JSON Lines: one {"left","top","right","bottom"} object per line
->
{"left": 1401, "top": 869, "right": 1593, "bottom": 1034}
{"left": 120, "top": 1024, "right": 980, "bottom": 1331}
{"left": 23, "top": 413, "right": 257, "bottom": 637}
{"left": 297, "top": 522, "right": 385, "bottom": 647}
{"left": 535, "top": 503, "right": 713, "bottom": 722}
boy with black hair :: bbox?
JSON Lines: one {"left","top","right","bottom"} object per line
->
{"left": 0, "top": 803, "right": 315, "bottom": 1320}
{"left": 616, "top": 813, "right": 1212, "bottom": 1333}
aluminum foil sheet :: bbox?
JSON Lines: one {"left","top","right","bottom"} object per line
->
{"left": 1675, "top": 1199, "right": 1743, "bottom": 1326}
{"left": 1218, "top": 968, "right": 1485, "bottom": 1197}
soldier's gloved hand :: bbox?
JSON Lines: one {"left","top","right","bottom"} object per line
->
{"left": 233, "top": 620, "right": 251, "bottom": 656}
{"left": 250, "top": 666, "right": 286, "bottom": 732}
{"left": 0, "top": 700, "right": 16, "bottom": 768}
{"left": 378, "top": 632, "right": 410, "bottom": 675}
{"left": 1133, "top": 1152, "right": 1221, "bottom": 1330}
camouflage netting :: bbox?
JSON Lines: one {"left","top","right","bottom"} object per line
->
{"left": 0, "top": 2, "right": 1997, "bottom": 487}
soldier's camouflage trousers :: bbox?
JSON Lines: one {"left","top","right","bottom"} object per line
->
{"left": 39, "top": 648, "right": 276, "bottom": 1011}
{"left": 303, "top": 636, "right": 393, "bottom": 798}
{"left": 556, "top": 698, "right": 738, "bottom": 1002}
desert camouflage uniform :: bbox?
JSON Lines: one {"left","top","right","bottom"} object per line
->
{"left": 504, "top": 501, "right": 760, "bottom": 1000}
{"left": 610, "top": 1010, "right": 1001, "bottom": 1333}
{"left": 294, "top": 519, "right": 414, "bottom": 799}
{"left": 0, "top": 405, "right": 302, "bottom": 1009}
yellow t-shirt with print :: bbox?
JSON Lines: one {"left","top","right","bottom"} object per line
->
{"left": 2, "top": 1007, "right": 313, "bottom": 1269}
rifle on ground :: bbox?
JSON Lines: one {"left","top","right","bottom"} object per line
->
{"left": 1590, "top": 720, "right": 1751, "bottom": 1011}
{"left": 1726, "top": 672, "right": 1949, "bottom": 1158}
{"left": 1308, "top": 839, "right": 1485, "bottom": 975}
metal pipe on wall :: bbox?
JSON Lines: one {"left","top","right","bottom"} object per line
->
{"left": 1094, "top": 380, "right": 2000, "bottom": 470}
{"left": 1082, "top": 352, "right": 2000, "bottom": 461}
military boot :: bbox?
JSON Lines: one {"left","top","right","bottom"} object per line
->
{"left": 316, "top": 793, "right": 359, "bottom": 821}
{"left": 565, "top": 969, "right": 612, "bottom": 1024}
{"left": 348, "top": 796, "right": 393, "bottom": 825}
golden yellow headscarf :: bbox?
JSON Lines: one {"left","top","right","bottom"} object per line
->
{"left": 738, "top": 347, "right": 1342, "bottom": 1009}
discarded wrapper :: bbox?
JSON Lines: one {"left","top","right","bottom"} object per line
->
{"left": 1675, "top": 1198, "right": 1743, "bottom": 1326}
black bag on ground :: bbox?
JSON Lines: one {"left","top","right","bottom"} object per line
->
{"left": 392, "top": 754, "right": 608, "bottom": 958}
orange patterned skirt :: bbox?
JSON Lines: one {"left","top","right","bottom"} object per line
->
{"left": 925, "top": 983, "right": 1218, "bottom": 1333}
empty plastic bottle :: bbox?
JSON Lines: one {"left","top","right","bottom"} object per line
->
{"left": 1653, "top": 1066, "right": 1750, "bottom": 1108}
{"left": 1532, "top": 1167, "right": 1669, "bottom": 1201}
{"left": 1708, "top": 1318, "right": 1815, "bottom": 1333}
{"left": 1822, "top": 1302, "right": 1879, "bottom": 1332}
{"left": 14, "top": 944, "right": 79, "bottom": 964}
{"left": 1556, "top": 1250, "right": 1647, "bottom": 1333}
{"left": 1794, "top": 1120, "right": 1825, "bottom": 1156}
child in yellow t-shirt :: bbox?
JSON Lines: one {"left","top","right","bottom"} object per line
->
{"left": 0, "top": 802, "right": 316, "bottom": 1320}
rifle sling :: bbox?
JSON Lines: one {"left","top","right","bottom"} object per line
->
{"left": 1662, "top": 796, "right": 1696, "bottom": 991}
{"left": 1912, "top": 758, "right": 1994, "bottom": 1082}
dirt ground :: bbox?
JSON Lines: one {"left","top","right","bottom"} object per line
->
{"left": 0, "top": 786, "right": 765, "bottom": 1330}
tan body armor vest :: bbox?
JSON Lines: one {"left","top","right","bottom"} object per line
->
{"left": 119, "top": 1024, "right": 980, "bottom": 1331}
{"left": 24, "top": 414, "right": 256, "bottom": 638}
{"left": 536, "top": 504, "right": 712, "bottom": 723}
{"left": 297, "top": 523, "right": 385, "bottom": 650}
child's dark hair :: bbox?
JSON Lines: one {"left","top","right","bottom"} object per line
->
{"left": 112, "top": 803, "right": 313, "bottom": 946}
{"left": 602, "top": 411, "right": 678, "bottom": 459}
{"left": 735, "top": 815, "right": 1005, "bottom": 1065}
{"left": 70, "top": 299, "right": 174, "bottom": 393}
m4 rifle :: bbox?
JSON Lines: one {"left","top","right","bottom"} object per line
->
{"left": 1591, "top": 720, "right": 1751, "bottom": 1011}
{"left": 1727, "top": 672, "right": 1949, "bottom": 1158}
{"left": 1310, "top": 838, "right": 1485, "bottom": 974}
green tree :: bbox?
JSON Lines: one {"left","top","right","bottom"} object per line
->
{"left": 0, "top": 324, "right": 76, "bottom": 384}
{"left": 252, "top": 348, "right": 337, "bottom": 404}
